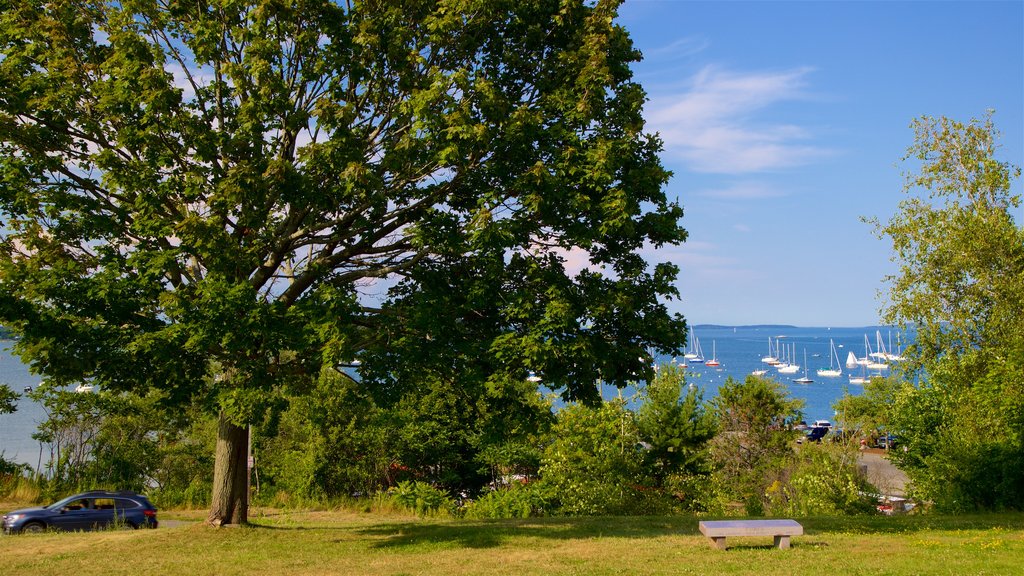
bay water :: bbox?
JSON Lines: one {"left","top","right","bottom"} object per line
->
{"left": 0, "top": 325, "right": 906, "bottom": 466}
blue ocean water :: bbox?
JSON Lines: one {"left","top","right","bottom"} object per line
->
{"left": 0, "top": 326, "right": 909, "bottom": 466}
{"left": 0, "top": 343, "right": 46, "bottom": 468}
{"left": 647, "top": 325, "right": 909, "bottom": 423}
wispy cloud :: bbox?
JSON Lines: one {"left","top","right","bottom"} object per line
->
{"left": 694, "top": 181, "right": 788, "bottom": 200}
{"left": 644, "top": 240, "right": 753, "bottom": 283}
{"left": 644, "top": 36, "right": 711, "bottom": 60}
{"left": 645, "top": 65, "right": 833, "bottom": 173}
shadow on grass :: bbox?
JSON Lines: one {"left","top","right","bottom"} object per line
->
{"left": 347, "top": 513, "right": 1024, "bottom": 551}
{"left": 232, "top": 512, "right": 1024, "bottom": 552}
{"left": 354, "top": 515, "right": 699, "bottom": 550}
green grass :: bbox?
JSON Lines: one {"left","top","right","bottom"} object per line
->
{"left": 2, "top": 509, "right": 1023, "bottom": 575}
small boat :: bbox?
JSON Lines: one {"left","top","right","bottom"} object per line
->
{"left": 777, "top": 343, "right": 799, "bottom": 374}
{"left": 863, "top": 334, "right": 888, "bottom": 371}
{"left": 760, "top": 337, "right": 779, "bottom": 365}
{"left": 74, "top": 384, "right": 95, "bottom": 393}
{"left": 23, "top": 386, "right": 32, "bottom": 393}
{"left": 817, "top": 339, "right": 842, "bottom": 378}
{"left": 793, "top": 350, "right": 813, "bottom": 384}
{"left": 751, "top": 368, "right": 768, "bottom": 376}
{"left": 705, "top": 341, "right": 721, "bottom": 367}
{"left": 684, "top": 327, "right": 704, "bottom": 363}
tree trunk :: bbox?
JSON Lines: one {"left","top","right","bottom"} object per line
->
{"left": 207, "top": 412, "right": 249, "bottom": 526}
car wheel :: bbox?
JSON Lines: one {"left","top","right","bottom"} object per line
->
{"left": 20, "top": 522, "right": 46, "bottom": 534}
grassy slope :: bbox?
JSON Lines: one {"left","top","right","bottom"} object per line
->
{"left": 2, "top": 510, "right": 1023, "bottom": 576}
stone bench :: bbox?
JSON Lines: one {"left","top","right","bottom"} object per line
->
{"left": 698, "top": 519, "right": 803, "bottom": 550}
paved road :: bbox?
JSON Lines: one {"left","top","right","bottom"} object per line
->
{"left": 858, "top": 448, "right": 908, "bottom": 496}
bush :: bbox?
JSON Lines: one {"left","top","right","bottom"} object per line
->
{"left": 389, "top": 481, "right": 454, "bottom": 517}
{"left": 770, "top": 442, "right": 877, "bottom": 516}
{"left": 464, "top": 482, "right": 552, "bottom": 519}
{"left": 540, "top": 401, "right": 648, "bottom": 516}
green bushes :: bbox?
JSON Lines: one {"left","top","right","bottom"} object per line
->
{"left": 463, "top": 483, "right": 552, "bottom": 519}
{"left": 8, "top": 366, "right": 898, "bottom": 518}
{"left": 389, "top": 481, "right": 455, "bottom": 516}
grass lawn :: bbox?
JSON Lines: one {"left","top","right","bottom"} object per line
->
{"left": 2, "top": 508, "right": 1023, "bottom": 575}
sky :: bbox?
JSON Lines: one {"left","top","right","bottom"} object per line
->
{"left": 613, "top": 0, "right": 1024, "bottom": 327}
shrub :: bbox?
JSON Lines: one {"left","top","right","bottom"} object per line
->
{"left": 389, "top": 481, "right": 454, "bottom": 517}
{"left": 464, "top": 482, "right": 552, "bottom": 519}
{"left": 772, "top": 442, "right": 877, "bottom": 516}
{"left": 540, "top": 400, "right": 648, "bottom": 515}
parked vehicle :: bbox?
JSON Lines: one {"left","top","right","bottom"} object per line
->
{"left": 875, "top": 434, "right": 899, "bottom": 449}
{"left": 2, "top": 490, "right": 158, "bottom": 534}
{"left": 805, "top": 426, "right": 829, "bottom": 443}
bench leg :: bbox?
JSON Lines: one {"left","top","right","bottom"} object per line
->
{"left": 708, "top": 536, "right": 727, "bottom": 550}
{"left": 774, "top": 535, "right": 791, "bottom": 550}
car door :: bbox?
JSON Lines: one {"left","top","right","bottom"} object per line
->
{"left": 50, "top": 498, "right": 94, "bottom": 531}
{"left": 88, "top": 498, "right": 118, "bottom": 529}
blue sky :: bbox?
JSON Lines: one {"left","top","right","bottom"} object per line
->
{"left": 616, "top": 1, "right": 1024, "bottom": 327}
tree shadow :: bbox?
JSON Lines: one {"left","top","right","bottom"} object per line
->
{"left": 354, "top": 516, "right": 700, "bottom": 550}
{"left": 244, "top": 513, "right": 1024, "bottom": 551}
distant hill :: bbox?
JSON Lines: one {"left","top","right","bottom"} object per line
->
{"left": 694, "top": 324, "right": 799, "bottom": 330}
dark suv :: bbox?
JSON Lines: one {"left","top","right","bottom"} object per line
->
{"left": 2, "top": 490, "right": 158, "bottom": 534}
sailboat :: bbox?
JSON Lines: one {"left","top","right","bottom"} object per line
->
{"left": 777, "top": 343, "right": 800, "bottom": 374}
{"left": 817, "top": 339, "right": 843, "bottom": 377}
{"left": 864, "top": 334, "right": 889, "bottom": 371}
{"left": 849, "top": 338, "right": 872, "bottom": 384}
{"left": 705, "top": 340, "right": 721, "bottom": 367}
{"left": 760, "top": 337, "right": 779, "bottom": 365}
{"left": 793, "top": 349, "right": 813, "bottom": 384}
{"left": 684, "top": 327, "right": 704, "bottom": 363}
{"left": 849, "top": 365, "right": 870, "bottom": 385}
{"left": 846, "top": 350, "right": 860, "bottom": 369}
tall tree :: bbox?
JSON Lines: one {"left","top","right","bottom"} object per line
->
{"left": 0, "top": 0, "right": 686, "bottom": 524}
{"left": 711, "top": 375, "right": 803, "bottom": 515}
{"left": 870, "top": 112, "right": 1024, "bottom": 510}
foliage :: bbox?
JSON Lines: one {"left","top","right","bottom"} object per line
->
{"left": 774, "top": 443, "right": 877, "bottom": 516}
{"left": 870, "top": 112, "right": 1024, "bottom": 511}
{"left": 0, "top": 0, "right": 687, "bottom": 522}
{"left": 389, "top": 480, "right": 454, "bottom": 517}
{"left": 19, "top": 383, "right": 212, "bottom": 504}
{"left": 539, "top": 400, "right": 647, "bottom": 515}
{"left": 635, "top": 364, "right": 717, "bottom": 486}
{"left": 255, "top": 370, "right": 393, "bottom": 501}
{"left": 0, "top": 383, "right": 16, "bottom": 415}
{"left": 832, "top": 376, "right": 901, "bottom": 440}
{"left": 463, "top": 482, "right": 553, "bottom": 519}
{"left": 711, "top": 375, "right": 804, "bottom": 515}
{"left": 253, "top": 369, "right": 552, "bottom": 501}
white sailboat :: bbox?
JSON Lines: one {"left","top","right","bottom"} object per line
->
{"left": 684, "top": 327, "right": 704, "bottom": 363}
{"left": 864, "top": 334, "right": 889, "bottom": 371}
{"left": 705, "top": 340, "right": 721, "bottom": 367}
{"left": 817, "top": 338, "right": 842, "bottom": 377}
{"left": 846, "top": 350, "right": 860, "bottom": 369}
{"left": 777, "top": 343, "right": 800, "bottom": 374}
{"left": 793, "top": 349, "right": 813, "bottom": 384}
{"left": 761, "top": 337, "right": 779, "bottom": 365}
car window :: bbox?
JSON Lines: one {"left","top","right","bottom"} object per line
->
{"left": 114, "top": 498, "right": 140, "bottom": 510}
{"left": 93, "top": 498, "right": 117, "bottom": 510}
{"left": 63, "top": 498, "right": 91, "bottom": 511}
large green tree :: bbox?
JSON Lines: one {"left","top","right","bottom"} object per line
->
{"left": 0, "top": 0, "right": 686, "bottom": 524}
{"left": 871, "top": 112, "right": 1024, "bottom": 510}
{"left": 711, "top": 375, "right": 803, "bottom": 515}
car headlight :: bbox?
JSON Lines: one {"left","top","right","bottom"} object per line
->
{"left": 4, "top": 514, "right": 24, "bottom": 522}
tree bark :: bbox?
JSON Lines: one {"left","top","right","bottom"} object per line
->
{"left": 207, "top": 412, "right": 249, "bottom": 526}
